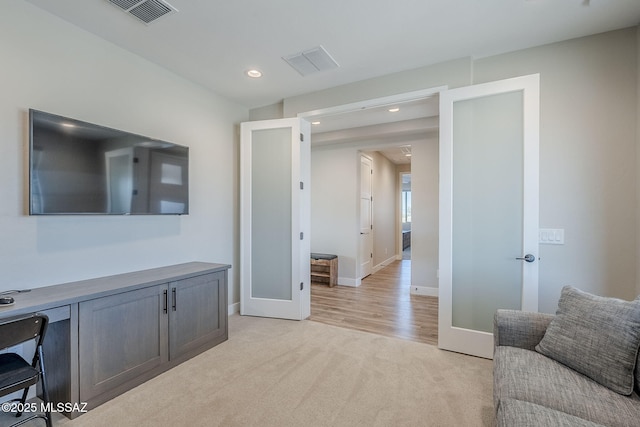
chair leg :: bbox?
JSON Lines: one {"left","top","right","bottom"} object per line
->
{"left": 37, "top": 345, "right": 52, "bottom": 427}
{"left": 15, "top": 386, "right": 30, "bottom": 418}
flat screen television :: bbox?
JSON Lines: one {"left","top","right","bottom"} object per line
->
{"left": 29, "top": 109, "right": 189, "bottom": 215}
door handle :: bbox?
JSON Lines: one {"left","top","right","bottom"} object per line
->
{"left": 163, "top": 290, "right": 168, "bottom": 314}
{"left": 172, "top": 288, "right": 177, "bottom": 311}
{"left": 516, "top": 254, "right": 536, "bottom": 263}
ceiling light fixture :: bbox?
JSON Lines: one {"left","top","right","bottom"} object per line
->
{"left": 246, "top": 69, "right": 263, "bottom": 78}
{"left": 61, "top": 123, "right": 76, "bottom": 128}
{"left": 388, "top": 107, "right": 400, "bottom": 112}
{"left": 311, "top": 121, "right": 321, "bottom": 125}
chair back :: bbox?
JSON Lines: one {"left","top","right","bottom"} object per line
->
{"left": 0, "top": 313, "right": 48, "bottom": 351}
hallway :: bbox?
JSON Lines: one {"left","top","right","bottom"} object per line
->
{"left": 310, "top": 260, "right": 438, "bottom": 345}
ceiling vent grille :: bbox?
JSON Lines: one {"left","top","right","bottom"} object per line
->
{"left": 107, "top": 0, "right": 177, "bottom": 24}
{"left": 283, "top": 46, "right": 339, "bottom": 77}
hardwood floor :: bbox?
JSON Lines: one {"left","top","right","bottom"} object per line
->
{"left": 310, "top": 260, "right": 438, "bottom": 346}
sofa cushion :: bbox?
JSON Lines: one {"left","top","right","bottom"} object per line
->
{"left": 494, "top": 346, "right": 640, "bottom": 427}
{"left": 497, "top": 398, "right": 605, "bottom": 427}
{"left": 535, "top": 286, "right": 640, "bottom": 395}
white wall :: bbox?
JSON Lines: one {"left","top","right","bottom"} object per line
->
{"left": 310, "top": 147, "right": 359, "bottom": 283}
{"left": 249, "top": 101, "right": 283, "bottom": 121}
{"left": 366, "top": 151, "right": 397, "bottom": 267}
{"left": 0, "top": 2, "right": 248, "bottom": 306}
{"left": 410, "top": 138, "right": 439, "bottom": 294}
{"left": 283, "top": 58, "right": 472, "bottom": 116}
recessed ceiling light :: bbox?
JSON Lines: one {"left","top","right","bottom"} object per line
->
{"left": 388, "top": 107, "right": 400, "bottom": 112}
{"left": 405, "top": 154, "right": 412, "bottom": 157}
{"left": 311, "top": 121, "right": 321, "bottom": 125}
{"left": 61, "top": 123, "right": 76, "bottom": 128}
{"left": 246, "top": 69, "right": 262, "bottom": 78}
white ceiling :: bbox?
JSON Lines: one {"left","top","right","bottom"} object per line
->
{"left": 25, "top": 0, "right": 640, "bottom": 110}
{"left": 24, "top": 0, "right": 640, "bottom": 165}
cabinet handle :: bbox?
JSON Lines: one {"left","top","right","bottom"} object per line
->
{"left": 163, "top": 290, "right": 168, "bottom": 314}
{"left": 172, "top": 288, "right": 177, "bottom": 311}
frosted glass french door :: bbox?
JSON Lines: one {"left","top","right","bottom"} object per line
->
{"left": 240, "top": 118, "right": 311, "bottom": 320}
{"left": 438, "top": 74, "right": 539, "bottom": 359}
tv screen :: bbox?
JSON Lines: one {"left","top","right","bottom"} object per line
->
{"left": 29, "top": 109, "right": 189, "bottom": 215}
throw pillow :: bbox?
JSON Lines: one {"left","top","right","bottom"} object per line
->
{"left": 535, "top": 286, "right": 640, "bottom": 395}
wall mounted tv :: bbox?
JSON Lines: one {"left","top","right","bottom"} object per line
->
{"left": 29, "top": 109, "right": 189, "bottom": 215}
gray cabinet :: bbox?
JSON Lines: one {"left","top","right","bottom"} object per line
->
{"left": 79, "top": 285, "right": 168, "bottom": 403}
{"left": 169, "top": 271, "right": 227, "bottom": 360}
{"left": 78, "top": 271, "right": 227, "bottom": 408}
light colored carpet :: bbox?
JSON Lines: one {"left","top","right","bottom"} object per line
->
{"left": 15, "top": 315, "right": 494, "bottom": 426}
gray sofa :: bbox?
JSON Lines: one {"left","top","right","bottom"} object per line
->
{"left": 493, "top": 306, "right": 640, "bottom": 426}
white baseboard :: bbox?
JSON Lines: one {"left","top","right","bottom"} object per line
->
{"left": 410, "top": 285, "right": 438, "bottom": 297}
{"left": 228, "top": 302, "right": 240, "bottom": 315}
{"left": 372, "top": 255, "right": 397, "bottom": 273}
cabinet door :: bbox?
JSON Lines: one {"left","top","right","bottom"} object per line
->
{"left": 79, "top": 285, "right": 168, "bottom": 402}
{"left": 169, "top": 271, "right": 227, "bottom": 360}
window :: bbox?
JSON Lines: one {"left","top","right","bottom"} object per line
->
{"left": 402, "top": 190, "right": 411, "bottom": 223}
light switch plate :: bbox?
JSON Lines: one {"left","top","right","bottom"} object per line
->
{"left": 539, "top": 228, "right": 564, "bottom": 245}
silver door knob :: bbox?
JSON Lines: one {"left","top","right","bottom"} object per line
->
{"left": 516, "top": 254, "right": 535, "bottom": 263}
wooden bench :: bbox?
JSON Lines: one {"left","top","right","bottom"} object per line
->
{"left": 310, "top": 253, "right": 338, "bottom": 287}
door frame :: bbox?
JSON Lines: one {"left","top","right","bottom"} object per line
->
{"left": 398, "top": 171, "right": 411, "bottom": 261}
{"left": 298, "top": 87, "right": 445, "bottom": 287}
{"left": 438, "top": 74, "right": 540, "bottom": 359}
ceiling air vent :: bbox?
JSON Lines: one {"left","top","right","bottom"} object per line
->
{"left": 283, "top": 46, "right": 339, "bottom": 77}
{"left": 107, "top": 0, "right": 177, "bottom": 24}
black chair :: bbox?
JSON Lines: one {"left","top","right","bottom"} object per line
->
{"left": 0, "top": 313, "right": 51, "bottom": 427}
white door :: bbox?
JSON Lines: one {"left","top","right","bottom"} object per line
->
{"left": 240, "top": 118, "right": 311, "bottom": 320}
{"left": 438, "top": 74, "right": 540, "bottom": 359}
{"left": 359, "top": 154, "right": 373, "bottom": 279}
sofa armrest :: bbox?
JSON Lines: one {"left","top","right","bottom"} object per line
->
{"left": 494, "top": 309, "right": 554, "bottom": 351}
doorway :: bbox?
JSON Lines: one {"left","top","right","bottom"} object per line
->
{"left": 302, "top": 88, "right": 440, "bottom": 292}
{"left": 359, "top": 154, "right": 373, "bottom": 279}
{"left": 304, "top": 89, "right": 439, "bottom": 343}
{"left": 400, "top": 172, "right": 411, "bottom": 261}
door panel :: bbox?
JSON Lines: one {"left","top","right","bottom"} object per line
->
{"left": 169, "top": 272, "right": 226, "bottom": 359}
{"left": 78, "top": 285, "right": 168, "bottom": 402}
{"left": 250, "top": 127, "right": 293, "bottom": 301}
{"left": 451, "top": 91, "right": 524, "bottom": 333}
{"left": 439, "top": 74, "right": 539, "bottom": 358}
{"left": 240, "top": 118, "right": 311, "bottom": 320}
